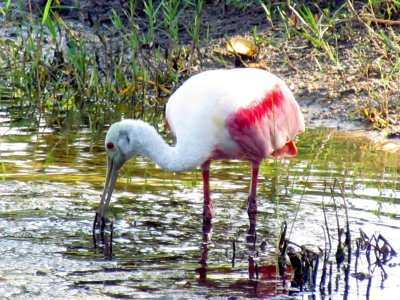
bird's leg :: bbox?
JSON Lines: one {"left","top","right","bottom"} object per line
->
{"left": 247, "top": 162, "right": 260, "bottom": 214}
{"left": 201, "top": 161, "right": 213, "bottom": 228}
{"left": 198, "top": 163, "right": 213, "bottom": 280}
{"left": 199, "top": 160, "right": 213, "bottom": 279}
{"left": 247, "top": 161, "right": 260, "bottom": 242}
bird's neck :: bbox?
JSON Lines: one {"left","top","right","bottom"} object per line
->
{"left": 126, "top": 120, "right": 205, "bottom": 172}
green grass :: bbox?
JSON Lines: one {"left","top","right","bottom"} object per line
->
{"left": 0, "top": 0, "right": 206, "bottom": 131}
{"left": 0, "top": 0, "right": 399, "bottom": 132}
{"left": 263, "top": 1, "right": 399, "bottom": 130}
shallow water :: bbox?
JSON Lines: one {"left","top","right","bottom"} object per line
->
{"left": 0, "top": 119, "right": 399, "bottom": 299}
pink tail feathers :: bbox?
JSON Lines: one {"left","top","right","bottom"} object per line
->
{"left": 271, "top": 140, "right": 298, "bottom": 157}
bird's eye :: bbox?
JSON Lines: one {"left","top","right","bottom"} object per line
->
{"left": 106, "top": 142, "right": 115, "bottom": 150}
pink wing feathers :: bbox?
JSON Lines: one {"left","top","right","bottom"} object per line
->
{"left": 226, "top": 83, "right": 304, "bottom": 162}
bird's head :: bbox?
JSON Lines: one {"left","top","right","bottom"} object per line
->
{"left": 99, "top": 121, "right": 138, "bottom": 212}
{"left": 104, "top": 121, "right": 139, "bottom": 170}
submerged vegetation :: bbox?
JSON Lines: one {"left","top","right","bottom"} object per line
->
{"left": 0, "top": 0, "right": 399, "bottom": 132}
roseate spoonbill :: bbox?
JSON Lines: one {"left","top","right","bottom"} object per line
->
{"left": 94, "top": 68, "right": 305, "bottom": 232}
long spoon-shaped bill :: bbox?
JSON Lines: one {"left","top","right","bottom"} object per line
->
{"left": 94, "top": 156, "right": 121, "bottom": 231}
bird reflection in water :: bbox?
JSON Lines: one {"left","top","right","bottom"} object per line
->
{"left": 197, "top": 218, "right": 295, "bottom": 298}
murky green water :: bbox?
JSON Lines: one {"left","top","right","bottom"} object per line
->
{"left": 0, "top": 116, "right": 399, "bottom": 299}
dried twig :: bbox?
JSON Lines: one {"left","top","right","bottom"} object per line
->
{"left": 346, "top": 0, "right": 384, "bottom": 43}
{"left": 361, "top": 16, "right": 400, "bottom": 26}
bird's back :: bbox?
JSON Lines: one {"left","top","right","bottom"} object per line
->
{"left": 166, "top": 68, "right": 304, "bottom": 164}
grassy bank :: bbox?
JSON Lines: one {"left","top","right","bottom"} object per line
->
{"left": 0, "top": 0, "right": 399, "bottom": 133}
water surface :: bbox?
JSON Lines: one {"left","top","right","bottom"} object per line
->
{"left": 0, "top": 120, "right": 399, "bottom": 299}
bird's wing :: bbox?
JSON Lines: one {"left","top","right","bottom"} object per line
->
{"left": 226, "top": 83, "right": 304, "bottom": 160}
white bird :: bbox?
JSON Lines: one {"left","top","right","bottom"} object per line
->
{"left": 94, "top": 68, "right": 305, "bottom": 232}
